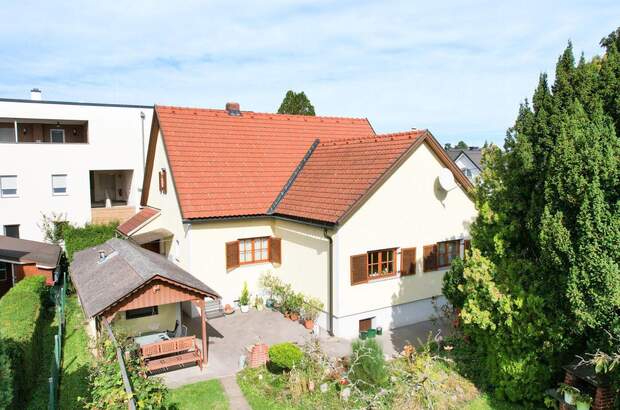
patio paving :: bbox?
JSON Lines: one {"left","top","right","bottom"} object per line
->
{"left": 157, "top": 308, "right": 452, "bottom": 388}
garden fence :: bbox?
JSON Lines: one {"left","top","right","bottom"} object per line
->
{"left": 102, "top": 318, "right": 137, "bottom": 410}
{"left": 48, "top": 269, "right": 66, "bottom": 410}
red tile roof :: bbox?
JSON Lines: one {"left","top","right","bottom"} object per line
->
{"left": 274, "top": 131, "right": 427, "bottom": 223}
{"left": 154, "top": 106, "right": 375, "bottom": 219}
{"left": 117, "top": 207, "right": 160, "bottom": 236}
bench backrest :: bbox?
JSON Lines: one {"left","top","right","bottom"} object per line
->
{"left": 141, "top": 336, "right": 196, "bottom": 359}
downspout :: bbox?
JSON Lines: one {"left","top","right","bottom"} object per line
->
{"left": 323, "top": 228, "right": 334, "bottom": 336}
{"left": 140, "top": 111, "right": 146, "bottom": 188}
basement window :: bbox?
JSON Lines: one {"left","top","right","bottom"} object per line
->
{"left": 125, "top": 306, "right": 159, "bottom": 320}
{"left": 0, "top": 176, "right": 17, "bottom": 197}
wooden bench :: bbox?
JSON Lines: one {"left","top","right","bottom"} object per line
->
{"left": 140, "top": 336, "right": 203, "bottom": 372}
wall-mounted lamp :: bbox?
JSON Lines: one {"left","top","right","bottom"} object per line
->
{"left": 73, "top": 128, "right": 77, "bottom": 136}
{"left": 56, "top": 121, "right": 60, "bottom": 127}
{"left": 23, "top": 128, "right": 27, "bottom": 134}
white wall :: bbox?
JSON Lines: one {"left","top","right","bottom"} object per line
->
{"left": 455, "top": 154, "right": 480, "bottom": 181}
{"left": 332, "top": 142, "right": 477, "bottom": 338}
{"left": 0, "top": 100, "right": 152, "bottom": 241}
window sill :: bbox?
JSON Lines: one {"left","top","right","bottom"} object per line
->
{"left": 52, "top": 193, "right": 69, "bottom": 197}
{"left": 237, "top": 261, "right": 273, "bottom": 268}
{"left": 0, "top": 195, "right": 19, "bottom": 199}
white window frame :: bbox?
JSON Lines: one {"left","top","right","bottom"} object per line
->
{"left": 51, "top": 174, "right": 68, "bottom": 196}
{"left": 50, "top": 128, "right": 65, "bottom": 143}
{"left": 0, "top": 175, "right": 18, "bottom": 198}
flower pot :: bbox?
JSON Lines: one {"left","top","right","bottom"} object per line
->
{"left": 359, "top": 331, "right": 367, "bottom": 340}
{"left": 265, "top": 299, "right": 274, "bottom": 309}
{"left": 304, "top": 319, "right": 314, "bottom": 330}
{"left": 564, "top": 391, "right": 576, "bottom": 405}
{"left": 224, "top": 304, "right": 234, "bottom": 315}
{"left": 576, "top": 402, "right": 591, "bottom": 410}
{"left": 240, "top": 305, "right": 250, "bottom": 313}
{"left": 289, "top": 312, "right": 300, "bottom": 321}
{"left": 376, "top": 326, "right": 383, "bottom": 335}
{"left": 367, "top": 328, "right": 377, "bottom": 338}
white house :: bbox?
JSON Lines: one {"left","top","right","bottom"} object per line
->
{"left": 447, "top": 148, "right": 483, "bottom": 182}
{"left": 0, "top": 90, "right": 153, "bottom": 241}
{"left": 119, "top": 102, "right": 477, "bottom": 339}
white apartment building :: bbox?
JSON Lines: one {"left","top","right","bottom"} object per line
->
{"left": 0, "top": 90, "right": 152, "bottom": 241}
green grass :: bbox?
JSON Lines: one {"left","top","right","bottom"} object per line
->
{"left": 168, "top": 380, "right": 229, "bottom": 410}
{"left": 59, "top": 295, "right": 93, "bottom": 409}
{"left": 465, "top": 394, "right": 526, "bottom": 410}
{"left": 25, "top": 301, "right": 57, "bottom": 409}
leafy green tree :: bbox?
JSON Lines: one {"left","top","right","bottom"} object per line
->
{"left": 277, "top": 90, "right": 316, "bottom": 116}
{"left": 455, "top": 141, "right": 468, "bottom": 149}
{"left": 444, "top": 142, "right": 453, "bottom": 150}
{"left": 443, "top": 28, "right": 620, "bottom": 403}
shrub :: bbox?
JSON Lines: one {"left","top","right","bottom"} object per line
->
{"left": 0, "top": 276, "right": 47, "bottom": 408}
{"left": 302, "top": 296, "right": 324, "bottom": 321}
{"left": 63, "top": 222, "right": 118, "bottom": 261}
{"left": 0, "top": 347, "right": 13, "bottom": 410}
{"left": 348, "top": 338, "right": 388, "bottom": 390}
{"left": 269, "top": 343, "right": 303, "bottom": 371}
{"left": 82, "top": 336, "right": 171, "bottom": 409}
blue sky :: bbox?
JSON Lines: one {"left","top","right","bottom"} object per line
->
{"left": 1, "top": 1, "right": 619, "bottom": 146}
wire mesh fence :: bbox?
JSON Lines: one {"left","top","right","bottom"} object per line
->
{"left": 48, "top": 269, "right": 66, "bottom": 410}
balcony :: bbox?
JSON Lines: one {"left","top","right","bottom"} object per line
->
{"left": 90, "top": 170, "right": 135, "bottom": 224}
{"left": 0, "top": 119, "right": 88, "bottom": 144}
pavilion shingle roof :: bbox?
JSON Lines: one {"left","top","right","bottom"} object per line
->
{"left": 0, "top": 235, "right": 61, "bottom": 268}
{"left": 274, "top": 131, "right": 427, "bottom": 223}
{"left": 70, "top": 238, "right": 220, "bottom": 318}
{"left": 155, "top": 106, "right": 375, "bottom": 220}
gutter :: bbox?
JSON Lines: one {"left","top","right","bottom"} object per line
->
{"left": 323, "top": 228, "right": 334, "bottom": 336}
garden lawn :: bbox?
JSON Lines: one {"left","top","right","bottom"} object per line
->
{"left": 168, "top": 380, "right": 229, "bottom": 410}
{"left": 59, "top": 295, "right": 93, "bottom": 409}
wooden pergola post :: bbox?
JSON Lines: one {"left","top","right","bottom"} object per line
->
{"left": 199, "top": 298, "right": 207, "bottom": 367}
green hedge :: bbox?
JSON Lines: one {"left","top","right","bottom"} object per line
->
{"left": 0, "top": 276, "right": 47, "bottom": 408}
{"left": 64, "top": 222, "right": 118, "bottom": 261}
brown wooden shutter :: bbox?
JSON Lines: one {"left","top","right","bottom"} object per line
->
{"left": 350, "top": 254, "right": 368, "bottom": 285}
{"left": 269, "top": 237, "right": 282, "bottom": 264}
{"left": 423, "top": 244, "right": 438, "bottom": 272}
{"left": 226, "top": 241, "right": 239, "bottom": 270}
{"left": 400, "top": 247, "right": 416, "bottom": 276}
{"left": 159, "top": 169, "right": 167, "bottom": 194}
{"left": 463, "top": 239, "right": 471, "bottom": 259}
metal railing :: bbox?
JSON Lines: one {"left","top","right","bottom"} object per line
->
{"left": 48, "top": 270, "right": 66, "bottom": 410}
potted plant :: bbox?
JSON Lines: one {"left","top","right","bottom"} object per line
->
{"left": 255, "top": 295, "right": 264, "bottom": 311}
{"left": 286, "top": 292, "right": 303, "bottom": 321}
{"left": 575, "top": 393, "right": 593, "bottom": 410}
{"left": 239, "top": 282, "right": 250, "bottom": 313}
{"left": 557, "top": 383, "right": 580, "bottom": 405}
{"left": 302, "top": 296, "right": 323, "bottom": 330}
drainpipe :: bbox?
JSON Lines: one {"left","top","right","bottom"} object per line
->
{"left": 323, "top": 228, "right": 334, "bottom": 336}
{"left": 140, "top": 111, "right": 146, "bottom": 187}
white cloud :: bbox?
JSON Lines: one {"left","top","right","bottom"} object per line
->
{"left": 1, "top": 0, "right": 618, "bottom": 145}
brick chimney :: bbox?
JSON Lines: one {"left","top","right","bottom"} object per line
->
{"left": 225, "top": 102, "right": 241, "bottom": 116}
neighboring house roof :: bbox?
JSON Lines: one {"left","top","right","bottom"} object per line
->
{"left": 447, "top": 148, "right": 483, "bottom": 170}
{"left": 274, "top": 131, "right": 427, "bottom": 223}
{"left": 0, "top": 235, "right": 61, "bottom": 268}
{"left": 117, "top": 206, "right": 160, "bottom": 236}
{"left": 70, "top": 238, "right": 220, "bottom": 318}
{"left": 145, "top": 105, "right": 375, "bottom": 220}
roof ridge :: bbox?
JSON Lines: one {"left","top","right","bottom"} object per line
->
{"left": 320, "top": 130, "right": 426, "bottom": 146}
{"left": 155, "top": 104, "right": 369, "bottom": 122}
{"left": 268, "top": 138, "right": 320, "bottom": 214}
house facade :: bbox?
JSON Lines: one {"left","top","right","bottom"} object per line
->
{"left": 121, "top": 103, "right": 476, "bottom": 338}
{"left": 0, "top": 90, "right": 153, "bottom": 241}
{"left": 447, "top": 148, "right": 483, "bottom": 182}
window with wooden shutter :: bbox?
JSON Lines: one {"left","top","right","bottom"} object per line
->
{"left": 350, "top": 254, "right": 368, "bottom": 285}
{"left": 437, "top": 240, "right": 460, "bottom": 267}
{"left": 226, "top": 241, "right": 239, "bottom": 270}
{"left": 423, "top": 244, "right": 438, "bottom": 272}
{"left": 269, "top": 237, "right": 281, "bottom": 264}
{"left": 159, "top": 169, "right": 167, "bottom": 194}
{"left": 400, "top": 247, "right": 416, "bottom": 276}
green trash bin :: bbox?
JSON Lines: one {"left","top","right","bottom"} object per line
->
{"left": 359, "top": 331, "right": 368, "bottom": 340}
{"left": 367, "top": 328, "right": 377, "bottom": 338}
